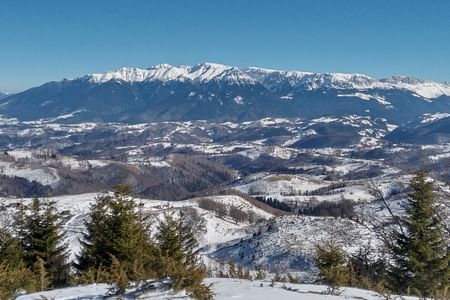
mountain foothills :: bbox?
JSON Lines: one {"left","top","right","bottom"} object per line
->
{"left": 1, "top": 63, "right": 450, "bottom": 124}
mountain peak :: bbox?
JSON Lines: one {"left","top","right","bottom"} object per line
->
{"left": 150, "top": 63, "right": 174, "bottom": 69}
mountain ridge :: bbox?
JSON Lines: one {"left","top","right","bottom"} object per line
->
{"left": 1, "top": 62, "right": 450, "bottom": 124}
{"left": 82, "top": 63, "right": 450, "bottom": 99}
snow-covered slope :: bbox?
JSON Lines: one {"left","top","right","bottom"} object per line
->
{"left": 246, "top": 67, "right": 450, "bottom": 99}
{"left": 0, "top": 160, "right": 59, "bottom": 186}
{"left": 212, "top": 215, "right": 378, "bottom": 273}
{"left": 17, "top": 278, "right": 422, "bottom": 300}
{"left": 207, "top": 279, "right": 421, "bottom": 300}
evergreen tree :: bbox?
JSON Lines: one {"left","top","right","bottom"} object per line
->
{"left": 76, "top": 185, "right": 157, "bottom": 284}
{"left": 387, "top": 172, "right": 450, "bottom": 296}
{"left": 75, "top": 193, "right": 113, "bottom": 272}
{"left": 0, "top": 228, "right": 24, "bottom": 269}
{"left": 314, "top": 240, "right": 349, "bottom": 294}
{"left": 0, "top": 262, "right": 38, "bottom": 298}
{"left": 227, "top": 261, "right": 237, "bottom": 278}
{"left": 255, "top": 265, "right": 266, "bottom": 280}
{"left": 0, "top": 228, "right": 39, "bottom": 298}
{"left": 155, "top": 213, "right": 212, "bottom": 300}
{"left": 346, "top": 246, "right": 387, "bottom": 289}
{"left": 16, "top": 198, "right": 70, "bottom": 288}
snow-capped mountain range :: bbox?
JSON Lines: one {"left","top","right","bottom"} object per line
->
{"left": 1, "top": 62, "right": 450, "bottom": 124}
{"left": 87, "top": 63, "right": 450, "bottom": 99}
{"left": 88, "top": 63, "right": 257, "bottom": 86}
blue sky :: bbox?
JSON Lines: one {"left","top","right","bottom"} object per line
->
{"left": 1, "top": 0, "right": 449, "bottom": 92}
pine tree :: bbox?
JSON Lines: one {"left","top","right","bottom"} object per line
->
{"left": 0, "top": 228, "right": 39, "bottom": 298}
{"left": 76, "top": 185, "right": 157, "bottom": 284}
{"left": 237, "top": 265, "right": 244, "bottom": 279}
{"left": 16, "top": 198, "right": 70, "bottom": 288}
{"left": 0, "top": 262, "right": 38, "bottom": 298}
{"left": 75, "top": 194, "right": 114, "bottom": 272}
{"left": 255, "top": 265, "right": 266, "bottom": 280}
{"left": 0, "top": 228, "right": 24, "bottom": 269}
{"left": 314, "top": 240, "right": 349, "bottom": 294}
{"left": 243, "top": 269, "right": 252, "bottom": 280}
{"left": 387, "top": 172, "right": 450, "bottom": 296}
{"left": 155, "top": 213, "right": 212, "bottom": 300}
{"left": 35, "top": 256, "right": 50, "bottom": 291}
{"left": 227, "top": 261, "right": 237, "bottom": 278}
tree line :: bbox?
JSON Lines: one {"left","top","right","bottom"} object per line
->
{"left": 253, "top": 196, "right": 291, "bottom": 212}
{"left": 197, "top": 198, "right": 261, "bottom": 224}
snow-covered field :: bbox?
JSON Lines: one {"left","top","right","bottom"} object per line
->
{"left": 0, "top": 160, "right": 59, "bottom": 186}
{"left": 233, "top": 167, "right": 407, "bottom": 205}
{"left": 17, "top": 278, "right": 421, "bottom": 300}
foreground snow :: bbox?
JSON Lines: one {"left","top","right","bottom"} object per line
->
{"left": 17, "top": 278, "right": 420, "bottom": 300}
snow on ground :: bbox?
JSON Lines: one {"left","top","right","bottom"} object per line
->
{"left": 338, "top": 92, "right": 391, "bottom": 106}
{"left": 59, "top": 156, "right": 110, "bottom": 169}
{"left": 17, "top": 284, "right": 111, "bottom": 300}
{"left": 0, "top": 193, "right": 273, "bottom": 262}
{"left": 234, "top": 173, "right": 379, "bottom": 204}
{"left": 16, "top": 278, "right": 422, "bottom": 300}
{"left": 208, "top": 278, "right": 420, "bottom": 300}
{"left": 0, "top": 160, "right": 59, "bottom": 186}
{"left": 429, "top": 152, "right": 450, "bottom": 161}
{"left": 212, "top": 215, "right": 379, "bottom": 273}
{"left": 236, "top": 145, "right": 298, "bottom": 160}
{"left": 16, "top": 279, "right": 187, "bottom": 300}
{"left": 0, "top": 115, "right": 19, "bottom": 125}
{"left": 421, "top": 112, "right": 450, "bottom": 123}
{"left": 6, "top": 149, "right": 34, "bottom": 159}
{"left": 235, "top": 174, "right": 328, "bottom": 196}
{"left": 196, "top": 195, "right": 273, "bottom": 220}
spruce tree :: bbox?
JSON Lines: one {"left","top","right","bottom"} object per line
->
{"left": 0, "top": 228, "right": 39, "bottom": 297}
{"left": 76, "top": 185, "right": 157, "bottom": 283}
{"left": 0, "top": 228, "right": 24, "bottom": 269}
{"left": 16, "top": 198, "right": 70, "bottom": 288}
{"left": 155, "top": 213, "right": 212, "bottom": 300}
{"left": 75, "top": 193, "right": 113, "bottom": 272}
{"left": 387, "top": 172, "right": 450, "bottom": 296}
{"left": 0, "top": 262, "right": 38, "bottom": 298}
{"left": 314, "top": 240, "right": 349, "bottom": 294}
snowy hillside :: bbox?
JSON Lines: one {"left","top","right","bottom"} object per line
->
{"left": 17, "top": 278, "right": 422, "bottom": 300}
{"left": 212, "top": 215, "right": 378, "bottom": 273}
{"left": 0, "top": 193, "right": 274, "bottom": 262}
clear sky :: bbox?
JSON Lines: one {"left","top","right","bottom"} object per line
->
{"left": 1, "top": 0, "right": 449, "bottom": 92}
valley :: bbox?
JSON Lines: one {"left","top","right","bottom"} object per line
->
{"left": 1, "top": 111, "right": 450, "bottom": 280}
